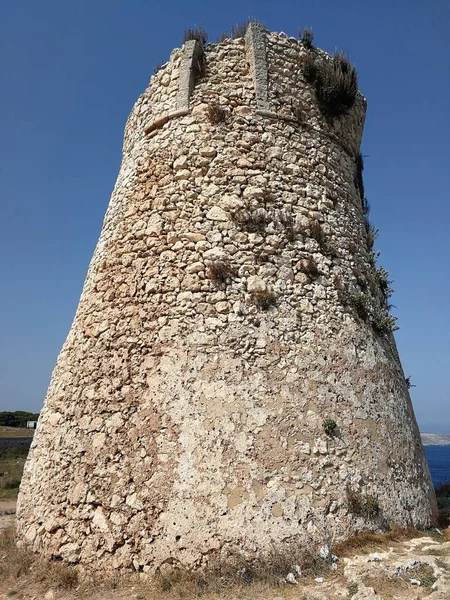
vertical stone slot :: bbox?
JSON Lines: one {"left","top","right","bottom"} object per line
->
{"left": 245, "top": 21, "right": 270, "bottom": 111}
{"left": 177, "top": 39, "right": 205, "bottom": 113}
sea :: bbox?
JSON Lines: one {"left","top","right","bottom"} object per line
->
{"left": 424, "top": 445, "right": 450, "bottom": 488}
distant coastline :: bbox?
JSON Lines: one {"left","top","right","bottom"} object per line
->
{"left": 421, "top": 433, "right": 450, "bottom": 446}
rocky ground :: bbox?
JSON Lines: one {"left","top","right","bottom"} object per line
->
{"left": 1, "top": 499, "right": 449, "bottom": 600}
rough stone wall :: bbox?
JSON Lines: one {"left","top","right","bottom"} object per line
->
{"left": 17, "top": 24, "right": 438, "bottom": 573}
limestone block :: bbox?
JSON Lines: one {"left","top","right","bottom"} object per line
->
{"left": 247, "top": 275, "right": 267, "bottom": 293}
{"left": 206, "top": 206, "right": 229, "bottom": 221}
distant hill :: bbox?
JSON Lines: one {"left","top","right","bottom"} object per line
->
{"left": 421, "top": 433, "right": 450, "bottom": 446}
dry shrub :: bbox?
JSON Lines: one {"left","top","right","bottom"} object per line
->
{"left": 0, "top": 526, "right": 78, "bottom": 589}
{"left": 251, "top": 290, "right": 277, "bottom": 311}
{"left": 207, "top": 260, "right": 235, "bottom": 285}
{"left": 206, "top": 103, "right": 226, "bottom": 124}
{"left": 299, "top": 27, "right": 314, "bottom": 49}
{"left": 0, "top": 526, "right": 34, "bottom": 579}
{"left": 153, "top": 61, "right": 164, "bottom": 75}
{"left": 301, "top": 53, "right": 317, "bottom": 83}
{"left": 192, "top": 52, "right": 206, "bottom": 81}
{"left": 365, "top": 219, "right": 378, "bottom": 250}
{"left": 218, "top": 20, "right": 254, "bottom": 42}
{"left": 333, "top": 273, "right": 343, "bottom": 289}
{"left": 233, "top": 208, "right": 267, "bottom": 234}
{"left": 347, "top": 240, "right": 358, "bottom": 254}
{"left": 346, "top": 486, "right": 380, "bottom": 519}
{"left": 363, "top": 562, "right": 436, "bottom": 597}
{"left": 355, "top": 152, "right": 365, "bottom": 200}
{"left": 309, "top": 219, "right": 326, "bottom": 246}
{"left": 278, "top": 210, "right": 296, "bottom": 242}
{"left": 300, "top": 256, "right": 320, "bottom": 279}
{"left": 230, "top": 21, "right": 250, "bottom": 39}
{"left": 293, "top": 105, "right": 305, "bottom": 124}
{"left": 183, "top": 27, "right": 208, "bottom": 46}
{"left": 361, "top": 195, "right": 370, "bottom": 217}
{"left": 315, "top": 52, "right": 358, "bottom": 120}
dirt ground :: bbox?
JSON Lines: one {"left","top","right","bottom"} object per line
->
{"left": 0, "top": 428, "right": 34, "bottom": 438}
{"left": 1, "top": 496, "right": 449, "bottom": 600}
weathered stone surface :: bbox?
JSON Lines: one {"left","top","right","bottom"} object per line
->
{"left": 17, "top": 25, "right": 437, "bottom": 576}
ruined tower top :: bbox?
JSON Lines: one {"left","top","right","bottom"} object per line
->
{"left": 17, "top": 23, "right": 437, "bottom": 574}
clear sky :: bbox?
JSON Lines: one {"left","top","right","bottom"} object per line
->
{"left": 0, "top": 0, "right": 449, "bottom": 432}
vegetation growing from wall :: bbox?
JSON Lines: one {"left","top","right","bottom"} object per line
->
{"left": 250, "top": 290, "right": 277, "bottom": 311}
{"left": 183, "top": 27, "right": 208, "bottom": 46}
{"left": 207, "top": 260, "right": 236, "bottom": 285}
{"left": 313, "top": 52, "right": 358, "bottom": 121}
{"left": 323, "top": 418, "right": 337, "bottom": 436}
{"left": 301, "top": 53, "right": 318, "bottom": 83}
{"left": 346, "top": 485, "right": 381, "bottom": 519}
{"left": 299, "top": 27, "right": 314, "bottom": 49}
{"left": 206, "top": 103, "right": 226, "bottom": 124}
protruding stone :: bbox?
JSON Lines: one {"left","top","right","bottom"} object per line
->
{"left": 206, "top": 206, "right": 228, "bottom": 221}
{"left": 200, "top": 147, "right": 217, "bottom": 158}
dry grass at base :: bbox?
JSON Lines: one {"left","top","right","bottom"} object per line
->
{"left": 334, "top": 526, "right": 432, "bottom": 558}
{"left": 0, "top": 526, "right": 79, "bottom": 597}
{"left": 1, "top": 523, "right": 449, "bottom": 600}
{"left": 363, "top": 563, "right": 437, "bottom": 599}
{"left": 0, "top": 525, "right": 336, "bottom": 600}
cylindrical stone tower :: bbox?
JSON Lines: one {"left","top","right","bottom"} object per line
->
{"left": 17, "top": 23, "right": 438, "bottom": 572}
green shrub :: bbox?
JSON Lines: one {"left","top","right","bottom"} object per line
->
{"left": 0, "top": 411, "right": 39, "bottom": 427}
{"left": 375, "top": 266, "right": 394, "bottom": 306}
{"left": 372, "top": 310, "right": 398, "bottom": 336}
{"left": 349, "top": 288, "right": 370, "bottom": 321}
{"left": 323, "top": 418, "right": 337, "bottom": 437}
{"left": 405, "top": 376, "right": 415, "bottom": 390}
{"left": 3, "top": 478, "right": 21, "bottom": 490}
{"left": 364, "top": 494, "right": 380, "bottom": 518}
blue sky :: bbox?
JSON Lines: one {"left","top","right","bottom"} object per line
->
{"left": 0, "top": 0, "right": 449, "bottom": 432}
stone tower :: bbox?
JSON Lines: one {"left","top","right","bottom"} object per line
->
{"left": 17, "top": 23, "right": 438, "bottom": 572}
